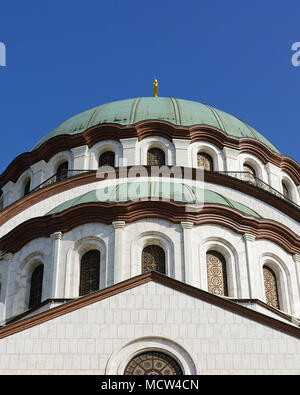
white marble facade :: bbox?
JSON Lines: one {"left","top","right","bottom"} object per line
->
{"left": 0, "top": 126, "right": 299, "bottom": 375}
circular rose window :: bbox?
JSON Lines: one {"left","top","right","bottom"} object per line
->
{"left": 124, "top": 351, "right": 183, "bottom": 375}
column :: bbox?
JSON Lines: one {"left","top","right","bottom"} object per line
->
{"left": 172, "top": 139, "right": 190, "bottom": 167}
{"left": 71, "top": 145, "right": 89, "bottom": 170}
{"left": 243, "top": 233, "right": 257, "bottom": 299}
{"left": 112, "top": 221, "right": 126, "bottom": 284}
{"left": 181, "top": 221, "right": 194, "bottom": 286}
{"left": 50, "top": 232, "right": 63, "bottom": 299}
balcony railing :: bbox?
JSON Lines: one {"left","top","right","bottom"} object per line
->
{"left": 215, "top": 171, "right": 299, "bottom": 208}
{"left": 0, "top": 168, "right": 299, "bottom": 211}
{"left": 30, "top": 169, "right": 93, "bottom": 193}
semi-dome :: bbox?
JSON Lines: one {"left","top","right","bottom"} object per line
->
{"left": 33, "top": 97, "right": 280, "bottom": 153}
{"left": 46, "top": 181, "right": 262, "bottom": 219}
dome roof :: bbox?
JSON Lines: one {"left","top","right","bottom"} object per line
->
{"left": 46, "top": 181, "right": 262, "bottom": 219}
{"left": 33, "top": 97, "right": 280, "bottom": 153}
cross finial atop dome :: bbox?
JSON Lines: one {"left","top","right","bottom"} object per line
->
{"left": 153, "top": 78, "right": 158, "bottom": 97}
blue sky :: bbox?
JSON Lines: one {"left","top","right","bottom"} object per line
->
{"left": 0, "top": 0, "right": 299, "bottom": 173}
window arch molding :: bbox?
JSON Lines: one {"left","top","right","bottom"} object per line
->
{"left": 280, "top": 173, "right": 298, "bottom": 204}
{"left": 45, "top": 151, "right": 72, "bottom": 180}
{"left": 199, "top": 238, "right": 240, "bottom": 298}
{"left": 138, "top": 136, "right": 175, "bottom": 166}
{"left": 28, "top": 263, "right": 44, "bottom": 309}
{"left": 259, "top": 254, "right": 291, "bottom": 313}
{"left": 13, "top": 252, "right": 45, "bottom": 315}
{"left": 89, "top": 140, "right": 122, "bottom": 169}
{"left": 189, "top": 142, "right": 225, "bottom": 171}
{"left": 65, "top": 236, "right": 107, "bottom": 298}
{"left": 105, "top": 336, "right": 197, "bottom": 375}
{"left": 238, "top": 153, "right": 268, "bottom": 183}
{"left": 131, "top": 232, "right": 175, "bottom": 279}
{"left": 16, "top": 169, "right": 33, "bottom": 200}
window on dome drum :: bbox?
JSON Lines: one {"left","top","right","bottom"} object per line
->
{"left": 243, "top": 163, "right": 256, "bottom": 183}
{"left": 99, "top": 151, "right": 115, "bottom": 167}
{"left": 263, "top": 265, "right": 280, "bottom": 310}
{"left": 206, "top": 251, "right": 228, "bottom": 297}
{"left": 29, "top": 265, "right": 44, "bottom": 309}
{"left": 56, "top": 162, "right": 69, "bottom": 182}
{"left": 147, "top": 148, "right": 165, "bottom": 166}
{"left": 79, "top": 250, "right": 100, "bottom": 296}
{"left": 197, "top": 152, "right": 213, "bottom": 171}
{"left": 282, "top": 182, "right": 290, "bottom": 200}
{"left": 124, "top": 351, "right": 183, "bottom": 375}
{"left": 23, "top": 179, "right": 31, "bottom": 197}
{"left": 142, "top": 245, "right": 166, "bottom": 274}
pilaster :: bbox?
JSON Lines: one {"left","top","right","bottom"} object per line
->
{"left": 243, "top": 233, "right": 257, "bottom": 299}
{"left": 71, "top": 145, "right": 89, "bottom": 170}
{"left": 50, "top": 232, "right": 63, "bottom": 298}
{"left": 265, "top": 162, "right": 281, "bottom": 193}
{"left": 181, "top": 221, "right": 194, "bottom": 286}
{"left": 112, "top": 221, "right": 126, "bottom": 284}
{"left": 223, "top": 147, "right": 240, "bottom": 172}
{"left": 1, "top": 253, "right": 14, "bottom": 323}
{"left": 31, "top": 160, "right": 46, "bottom": 190}
{"left": 1, "top": 181, "right": 15, "bottom": 208}
{"left": 293, "top": 254, "right": 300, "bottom": 302}
{"left": 120, "top": 138, "right": 138, "bottom": 166}
{"left": 172, "top": 139, "right": 190, "bottom": 167}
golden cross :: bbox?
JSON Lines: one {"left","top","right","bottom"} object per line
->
{"left": 153, "top": 79, "right": 158, "bottom": 97}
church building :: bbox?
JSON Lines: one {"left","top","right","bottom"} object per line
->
{"left": 0, "top": 88, "right": 299, "bottom": 374}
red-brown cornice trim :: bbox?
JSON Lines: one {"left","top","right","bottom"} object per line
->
{"left": 0, "top": 168, "right": 299, "bottom": 228}
{"left": 1, "top": 200, "right": 300, "bottom": 255}
{"left": 0, "top": 121, "right": 299, "bottom": 187}
{"left": 0, "top": 271, "right": 299, "bottom": 340}
{"left": 230, "top": 298, "right": 296, "bottom": 323}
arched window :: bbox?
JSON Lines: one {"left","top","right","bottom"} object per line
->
{"left": 99, "top": 151, "right": 115, "bottom": 167}
{"left": 56, "top": 162, "right": 69, "bottom": 182}
{"left": 124, "top": 351, "right": 183, "bottom": 375}
{"left": 206, "top": 250, "right": 228, "bottom": 296}
{"left": 142, "top": 245, "right": 165, "bottom": 274}
{"left": 147, "top": 148, "right": 165, "bottom": 166}
{"left": 263, "top": 265, "right": 280, "bottom": 309}
{"left": 23, "top": 179, "right": 31, "bottom": 196}
{"left": 243, "top": 163, "right": 256, "bottom": 183}
{"left": 79, "top": 250, "right": 100, "bottom": 296}
{"left": 29, "top": 265, "right": 44, "bottom": 309}
{"left": 197, "top": 152, "right": 213, "bottom": 171}
{"left": 282, "top": 182, "right": 290, "bottom": 200}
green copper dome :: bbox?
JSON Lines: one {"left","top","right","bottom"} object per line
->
{"left": 46, "top": 181, "right": 262, "bottom": 219}
{"left": 33, "top": 97, "right": 280, "bottom": 153}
